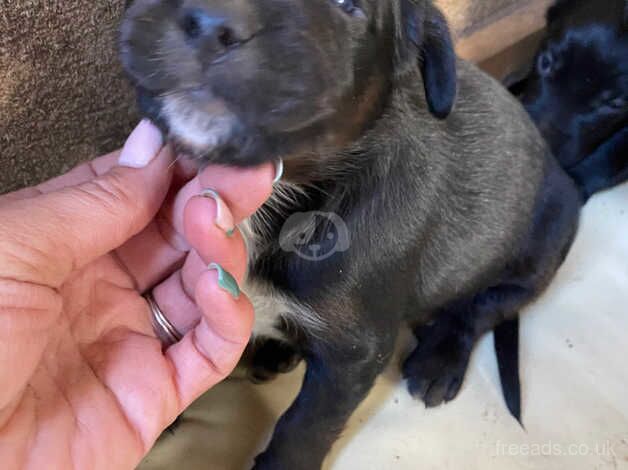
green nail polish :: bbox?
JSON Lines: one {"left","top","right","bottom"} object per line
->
{"left": 226, "top": 228, "right": 235, "bottom": 238}
{"left": 209, "top": 263, "right": 241, "bottom": 299}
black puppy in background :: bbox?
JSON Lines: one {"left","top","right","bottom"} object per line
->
{"left": 120, "top": 1, "right": 581, "bottom": 468}
{"left": 497, "top": 0, "right": 628, "bottom": 423}
{"left": 514, "top": 0, "right": 628, "bottom": 199}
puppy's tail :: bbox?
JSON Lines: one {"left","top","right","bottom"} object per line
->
{"left": 494, "top": 319, "right": 523, "bottom": 427}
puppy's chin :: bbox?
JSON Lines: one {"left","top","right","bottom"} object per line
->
{"left": 136, "top": 86, "right": 246, "bottom": 165}
{"left": 161, "top": 93, "right": 238, "bottom": 158}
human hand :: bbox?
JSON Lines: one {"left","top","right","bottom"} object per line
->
{"left": 0, "top": 121, "right": 275, "bottom": 469}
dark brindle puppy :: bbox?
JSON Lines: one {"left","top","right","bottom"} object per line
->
{"left": 120, "top": 1, "right": 580, "bottom": 468}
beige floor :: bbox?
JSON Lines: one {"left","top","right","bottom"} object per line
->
{"left": 139, "top": 183, "right": 628, "bottom": 470}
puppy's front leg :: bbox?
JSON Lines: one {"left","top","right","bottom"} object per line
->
{"left": 253, "top": 332, "right": 396, "bottom": 470}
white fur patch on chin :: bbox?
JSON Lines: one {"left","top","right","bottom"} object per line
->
{"left": 162, "top": 94, "right": 236, "bottom": 153}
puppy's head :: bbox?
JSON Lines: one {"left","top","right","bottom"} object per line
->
{"left": 518, "top": 0, "right": 628, "bottom": 164}
{"left": 119, "top": 0, "right": 456, "bottom": 168}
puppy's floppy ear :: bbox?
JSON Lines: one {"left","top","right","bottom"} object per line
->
{"left": 402, "top": 0, "right": 457, "bottom": 119}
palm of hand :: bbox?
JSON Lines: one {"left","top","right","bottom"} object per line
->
{"left": 0, "top": 147, "right": 273, "bottom": 470}
{"left": 14, "top": 255, "right": 176, "bottom": 469}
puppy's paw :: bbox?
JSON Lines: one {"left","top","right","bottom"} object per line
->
{"left": 402, "top": 326, "right": 472, "bottom": 407}
{"left": 247, "top": 339, "right": 302, "bottom": 383}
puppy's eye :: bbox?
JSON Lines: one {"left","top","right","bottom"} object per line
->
{"left": 331, "top": 0, "right": 365, "bottom": 18}
{"left": 537, "top": 50, "right": 554, "bottom": 77}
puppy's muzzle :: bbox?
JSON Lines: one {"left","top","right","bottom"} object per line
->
{"left": 121, "top": 1, "right": 257, "bottom": 91}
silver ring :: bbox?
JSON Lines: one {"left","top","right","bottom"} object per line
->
{"left": 145, "top": 291, "right": 182, "bottom": 348}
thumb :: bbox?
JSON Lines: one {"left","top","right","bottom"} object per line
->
{"left": 0, "top": 123, "right": 174, "bottom": 287}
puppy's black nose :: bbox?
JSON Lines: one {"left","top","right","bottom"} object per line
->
{"left": 180, "top": 8, "right": 240, "bottom": 50}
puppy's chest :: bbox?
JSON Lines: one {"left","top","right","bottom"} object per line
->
{"left": 239, "top": 209, "right": 324, "bottom": 342}
{"left": 242, "top": 275, "right": 295, "bottom": 341}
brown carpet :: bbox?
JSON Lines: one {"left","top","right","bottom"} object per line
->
{"left": 0, "top": 0, "right": 137, "bottom": 193}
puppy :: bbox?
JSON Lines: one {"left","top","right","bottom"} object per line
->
{"left": 120, "top": 1, "right": 580, "bottom": 468}
{"left": 513, "top": 0, "right": 628, "bottom": 199}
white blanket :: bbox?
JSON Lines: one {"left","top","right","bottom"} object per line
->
{"left": 140, "top": 183, "right": 628, "bottom": 470}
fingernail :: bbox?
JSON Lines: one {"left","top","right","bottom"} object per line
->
{"left": 208, "top": 263, "right": 241, "bottom": 299}
{"left": 118, "top": 119, "right": 164, "bottom": 168}
{"left": 273, "top": 159, "right": 284, "bottom": 184}
{"left": 201, "top": 189, "right": 236, "bottom": 237}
